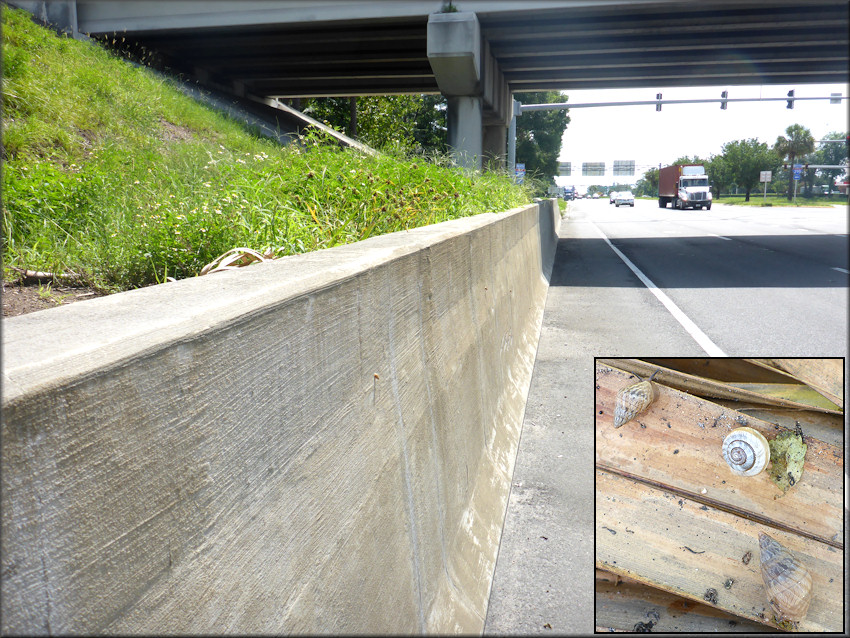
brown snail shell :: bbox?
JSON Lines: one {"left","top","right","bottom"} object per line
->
{"left": 759, "top": 532, "right": 814, "bottom": 625}
{"left": 613, "top": 371, "right": 658, "bottom": 428}
{"left": 722, "top": 427, "right": 770, "bottom": 476}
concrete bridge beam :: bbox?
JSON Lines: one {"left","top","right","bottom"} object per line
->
{"left": 427, "top": 11, "right": 511, "bottom": 171}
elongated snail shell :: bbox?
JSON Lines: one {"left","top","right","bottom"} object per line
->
{"left": 759, "top": 532, "right": 814, "bottom": 624}
{"left": 722, "top": 427, "right": 770, "bottom": 476}
{"left": 613, "top": 373, "right": 657, "bottom": 428}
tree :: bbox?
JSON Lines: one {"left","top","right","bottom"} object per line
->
{"left": 514, "top": 91, "right": 570, "bottom": 187}
{"left": 301, "top": 95, "right": 441, "bottom": 152}
{"left": 719, "top": 138, "right": 780, "bottom": 201}
{"left": 774, "top": 124, "right": 815, "bottom": 200}
{"left": 705, "top": 154, "right": 732, "bottom": 197}
{"left": 635, "top": 167, "right": 659, "bottom": 197}
{"left": 609, "top": 182, "right": 634, "bottom": 196}
{"left": 410, "top": 95, "right": 448, "bottom": 155}
{"left": 812, "top": 131, "right": 848, "bottom": 197}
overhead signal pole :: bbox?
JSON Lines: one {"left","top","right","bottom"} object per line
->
{"left": 509, "top": 93, "right": 848, "bottom": 181}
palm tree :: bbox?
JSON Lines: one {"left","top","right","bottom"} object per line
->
{"left": 774, "top": 124, "right": 815, "bottom": 200}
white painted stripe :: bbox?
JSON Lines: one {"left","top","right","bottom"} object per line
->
{"left": 591, "top": 223, "right": 727, "bottom": 357}
{"left": 709, "top": 233, "right": 732, "bottom": 241}
{"left": 832, "top": 267, "right": 849, "bottom": 274}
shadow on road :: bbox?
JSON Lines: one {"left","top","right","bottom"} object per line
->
{"left": 549, "top": 234, "right": 848, "bottom": 288}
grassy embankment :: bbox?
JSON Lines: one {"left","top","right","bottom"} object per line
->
{"left": 636, "top": 195, "right": 845, "bottom": 207}
{"left": 711, "top": 194, "right": 846, "bottom": 207}
{"left": 1, "top": 6, "right": 532, "bottom": 292}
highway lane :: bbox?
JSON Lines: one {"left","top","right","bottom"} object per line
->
{"left": 483, "top": 197, "right": 848, "bottom": 635}
{"left": 565, "top": 197, "right": 848, "bottom": 355}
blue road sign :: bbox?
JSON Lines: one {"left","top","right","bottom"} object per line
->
{"left": 515, "top": 163, "right": 526, "bottom": 184}
{"left": 793, "top": 164, "right": 802, "bottom": 180}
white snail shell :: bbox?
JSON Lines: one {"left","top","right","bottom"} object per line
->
{"left": 759, "top": 532, "right": 814, "bottom": 624}
{"left": 722, "top": 427, "right": 770, "bottom": 476}
{"left": 614, "top": 374, "right": 657, "bottom": 428}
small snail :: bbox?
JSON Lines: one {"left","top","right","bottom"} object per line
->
{"left": 722, "top": 427, "right": 770, "bottom": 476}
{"left": 759, "top": 532, "right": 814, "bottom": 626}
{"left": 614, "top": 371, "right": 658, "bottom": 428}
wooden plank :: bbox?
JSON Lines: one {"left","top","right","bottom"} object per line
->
{"left": 597, "top": 358, "right": 843, "bottom": 415}
{"left": 748, "top": 358, "right": 844, "bottom": 409}
{"left": 595, "top": 363, "right": 844, "bottom": 547}
{"left": 726, "top": 383, "right": 841, "bottom": 411}
{"left": 596, "top": 578, "right": 774, "bottom": 632}
{"left": 712, "top": 401, "right": 844, "bottom": 449}
{"left": 595, "top": 469, "right": 844, "bottom": 632}
{"left": 643, "top": 358, "right": 796, "bottom": 384}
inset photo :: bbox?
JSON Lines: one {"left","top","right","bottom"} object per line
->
{"left": 594, "top": 358, "right": 844, "bottom": 633}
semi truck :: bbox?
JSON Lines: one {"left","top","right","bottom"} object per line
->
{"left": 658, "top": 164, "right": 712, "bottom": 210}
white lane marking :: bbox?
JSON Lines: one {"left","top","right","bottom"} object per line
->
{"left": 832, "top": 267, "right": 849, "bottom": 274}
{"left": 590, "top": 222, "right": 727, "bottom": 357}
{"left": 709, "top": 233, "right": 732, "bottom": 241}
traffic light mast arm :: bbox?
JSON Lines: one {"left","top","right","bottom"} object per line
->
{"left": 517, "top": 95, "right": 848, "bottom": 112}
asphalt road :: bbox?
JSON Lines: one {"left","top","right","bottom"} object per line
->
{"left": 482, "top": 198, "right": 848, "bottom": 635}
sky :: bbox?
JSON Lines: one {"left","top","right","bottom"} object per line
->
{"left": 549, "top": 82, "right": 849, "bottom": 190}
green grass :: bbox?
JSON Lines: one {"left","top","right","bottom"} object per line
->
{"left": 711, "top": 194, "right": 846, "bottom": 207}
{"left": 1, "top": 6, "right": 532, "bottom": 291}
{"left": 635, "top": 194, "right": 846, "bottom": 207}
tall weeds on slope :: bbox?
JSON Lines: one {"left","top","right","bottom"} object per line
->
{"left": 1, "top": 6, "right": 531, "bottom": 291}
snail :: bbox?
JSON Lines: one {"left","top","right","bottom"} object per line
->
{"left": 613, "top": 371, "right": 659, "bottom": 428}
{"left": 759, "top": 532, "right": 814, "bottom": 627}
{"left": 722, "top": 427, "right": 770, "bottom": 476}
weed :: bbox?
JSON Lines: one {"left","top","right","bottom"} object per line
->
{"left": 1, "top": 5, "right": 534, "bottom": 292}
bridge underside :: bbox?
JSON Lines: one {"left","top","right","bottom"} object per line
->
{"left": 77, "top": 1, "right": 848, "bottom": 96}
{"left": 25, "top": 0, "right": 850, "bottom": 168}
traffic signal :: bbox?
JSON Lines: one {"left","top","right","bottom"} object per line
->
{"left": 786, "top": 90, "right": 795, "bottom": 109}
{"left": 656, "top": 93, "right": 662, "bottom": 112}
{"left": 720, "top": 90, "right": 728, "bottom": 110}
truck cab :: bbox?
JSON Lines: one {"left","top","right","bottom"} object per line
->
{"left": 676, "top": 174, "right": 711, "bottom": 209}
{"left": 658, "top": 164, "right": 712, "bottom": 210}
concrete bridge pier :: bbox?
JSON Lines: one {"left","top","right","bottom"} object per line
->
{"left": 427, "top": 11, "right": 511, "bottom": 171}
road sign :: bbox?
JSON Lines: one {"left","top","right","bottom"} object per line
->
{"left": 792, "top": 164, "right": 802, "bottom": 180}
{"left": 582, "top": 162, "right": 605, "bottom": 176}
{"left": 515, "top": 163, "right": 525, "bottom": 184}
{"left": 558, "top": 161, "right": 571, "bottom": 176}
{"left": 760, "top": 171, "right": 772, "bottom": 182}
{"left": 613, "top": 160, "right": 635, "bottom": 176}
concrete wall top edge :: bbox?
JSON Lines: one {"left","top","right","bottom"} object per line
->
{"left": 2, "top": 203, "right": 537, "bottom": 405}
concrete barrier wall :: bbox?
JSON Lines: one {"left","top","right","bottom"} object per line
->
{"left": 1, "top": 200, "right": 559, "bottom": 635}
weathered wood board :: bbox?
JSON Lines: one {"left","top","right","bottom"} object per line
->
{"left": 643, "top": 358, "right": 797, "bottom": 384}
{"left": 597, "top": 358, "right": 843, "bottom": 415}
{"left": 711, "top": 401, "right": 844, "bottom": 449}
{"left": 596, "top": 363, "right": 844, "bottom": 547}
{"left": 596, "top": 571, "right": 774, "bottom": 632}
{"left": 748, "top": 358, "right": 844, "bottom": 409}
{"left": 596, "top": 469, "right": 844, "bottom": 632}
{"left": 726, "top": 383, "right": 841, "bottom": 411}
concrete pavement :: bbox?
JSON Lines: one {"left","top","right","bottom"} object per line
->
{"left": 483, "top": 206, "right": 707, "bottom": 635}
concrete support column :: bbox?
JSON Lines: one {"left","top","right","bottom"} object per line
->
{"left": 428, "top": 11, "right": 511, "bottom": 172}
{"left": 482, "top": 124, "right": 506, "bottom": 170}
{"left": 447, "top": 96, "right": 483, "bottom": 171}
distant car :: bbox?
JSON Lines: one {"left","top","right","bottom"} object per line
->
{"left": 592, "top": 193, "right": 600, "bottom": 199}
{"left": 614, "top": 191, "right": 635, "bottom": 207}
{"left": 609, "top": 191, "right": 618, "bottom": 204}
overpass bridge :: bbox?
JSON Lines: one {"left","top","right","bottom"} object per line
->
{"left": 12, "top": 0, "right": 850, "bottom": 168}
